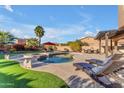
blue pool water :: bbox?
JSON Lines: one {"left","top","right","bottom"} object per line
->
{"left": 39, "top": 55, "right": 72, "bottom": 63}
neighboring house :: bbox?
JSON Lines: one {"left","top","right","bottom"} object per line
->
{"left": 15, "top": 39, "right": 26, "bottom": 45}
{"left": 80, "top": 36, "right": 124, "bottom": 53}
{"left": 56, "top": 44, "right": 72, "bottom": 52}
{"left": 80, "top": 36, "right": 100, "bottom": 51}
{"left": 0, "top": 38, "right": 16, "bottom": 52}
{"left": 0, "top": 47, "right": 7, "bottom": 53}
{"left": 80, "top": 36, "right": 99, "bottom": 46}
{"left": 43, "top": 42, "right": 72, "bottom": 52}
{"left": 43, "top": 42, "right": 57, "bottom": 51}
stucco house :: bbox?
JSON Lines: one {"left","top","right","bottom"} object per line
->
{"left": 43, "top": 42, "right": 57, "bottom": 51}
{"left": 56, "top": 44, "right": 72, "bottom": 52}
{"left": 15, "top": 39, "right": 26, "bottom": 45}
{"left": 80, "top": 37, "right": 101, "bottom": 52}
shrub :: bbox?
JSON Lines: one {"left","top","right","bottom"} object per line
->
{"left": 76, "top": 40, "right": 89, "bottom": 46}
{"left": 68, "top": 42, "right": 82, "bottom": 52}
{"left": 9, "top": 48, "right": 16, "bottom": 53}
{"left": 13, "top": 44, "right": 25, "bottom": 51}
{"left": 81, "top": 42, "right": 89, "bottom": 46}
{"left": 25, "top": 38, "right": 39, "bottom": 51}
{"left": 47, "top": 46, "right": 54, "bottom": 52}
{"left": 64, "top": 48, "right": 69, "bottom": 52}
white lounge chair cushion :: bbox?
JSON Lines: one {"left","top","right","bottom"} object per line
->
{"left": 103, "top": 55, "right": 113, "bottom": 65}
{"left": 92, "top": 66, "right": 104, "bottom": 75}
{"left": 98, "top": 76, "right": 112, "bottom": 85}
{"left": 92, "top": 60, "right": 113, "bottom": 75}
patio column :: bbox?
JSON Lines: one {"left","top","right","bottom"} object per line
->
{"left": 105, "top": 33, "right": 109, "bottom": 57}
{"left": 4, "top": 54, "right": 10, "bottom": 60}
{"left": 110, "top": 39, "right": 113, "bottom": 55}
{"left": 99, "top": 39, "right": 101, "bottom": 54}
{"left": 114, "top": 41, "right": 118, "bottom": 53}
{"left": 23, "top": 58, "right": 32, "bottom": 69}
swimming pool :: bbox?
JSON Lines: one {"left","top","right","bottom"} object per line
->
{"left": 38, "top": 55, "right": 73, "bottom": 63}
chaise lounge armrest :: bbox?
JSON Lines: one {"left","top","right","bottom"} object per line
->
{"left": 85, "top": 59, "right": 104, "bottom": 66}
{"left": 73, "top": 62, "right": 95, "bottom": 72}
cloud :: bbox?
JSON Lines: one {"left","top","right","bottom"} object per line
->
{"left": 96, "top": 28, "right": 100, "bottom": 33}
{"left": 0, "top": 11, "right": 96, "bottom": 43}
{"left": 45, "top": 25, "right": 85, "bottom": 37}
{"left": 10, "top": 28, "right": 23, "bottom": 37}
{"left": 4, "top": 5, "right": 13, "bottom": 12}
{"left": 0, "top": 15, "right": 35, "bottom": 39}
{"left": 0, "top": 14, "right": 94, "bottom": 43}
{"left": 17, "top": 12, "right": 25, "bottom": 17}
{"left": 41, "top": 24, "right": 86, "bottom": 43}
{"left": 9, "top": 26, "right": 35, "bottom": 39}
{"left": 2, "top": 5, "right": 26, "bottom": 17}
{"left": 79, "top": 12, "right": 91, "bottom": 24}
{"left": 84, "top": 31, "right": 95, "bottom": 37}
{"left": 0, "top": 15, "right": 13, "bottom": 23}
{"left": 10, "top": 28, "right": 25, "bottom": 38}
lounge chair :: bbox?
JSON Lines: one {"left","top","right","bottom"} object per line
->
{"left": 85, "top": 55, "right": 114, "bottom": 66}
{"left": 86, "top": 53, "right": 124, "bottom": 66}
{"left": 73, "top": 59, "right": 124, "bottom": 87}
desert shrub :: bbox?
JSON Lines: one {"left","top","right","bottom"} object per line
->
{"left": 76, "top": 40, "right": 89, "bottom": 46}
{"left": 68, "top": 42, "right": 82, "bottom": 52}
{"left": 81, "top": 42, "right": 89, "bottom": 46}
{"left": 54, "top": 46, "right": 57, "bottom": 51}
{"left": 64, "top": 48, "right": 69, "bottom": 52}
{"left": 47, "top": 46, "right": 54, "bottom": 52}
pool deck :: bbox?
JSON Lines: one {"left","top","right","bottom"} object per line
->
{"left": 31, "top": 53, "right": 105, "bottom": 88}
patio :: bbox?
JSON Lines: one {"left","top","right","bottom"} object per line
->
{"left": 31, "top": 53, "right": 106, "bottom": 88}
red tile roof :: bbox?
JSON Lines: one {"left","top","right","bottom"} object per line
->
{"left": 43, "top": 42, "right": 56, "bottom": 45}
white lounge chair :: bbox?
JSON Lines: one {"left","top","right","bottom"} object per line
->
{"left": 73, "top": 59, "right": 124, "bottom": 87}
{"left": 86, "top": 53, "right": 124, "bottom": 66}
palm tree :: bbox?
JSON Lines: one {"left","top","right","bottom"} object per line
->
{"left": 34, "top": 25, "right": 45, "bottom": 47}
{"left": 0, "top": 31, "right": 15, "bottom": 44}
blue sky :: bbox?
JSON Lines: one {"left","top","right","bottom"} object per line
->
{"left": 0, "top": 5, "right": 117, "bottom": 43}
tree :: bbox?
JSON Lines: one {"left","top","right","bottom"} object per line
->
{"left": 0, "top": 31, "right": 15, "bottom": 44}
{"left": 68, "top": 41, "right": 82, "bottom": 52}
{"left": 76, "top": 40, "right": 83, "bottom": 46}
{"left": 34, "top": 25, "right": 45, "bottom": 47}
{"left": 25, "top": 38, "right": 39, "bottom": 48}
{"left": 81, "top": 42, "right": 89, "bottom": 46}
{"left": 76, "top": 40, "right": 89, "bottom": 46}
{"left": 60, "top": 43, "right": 68, "bottom": 46}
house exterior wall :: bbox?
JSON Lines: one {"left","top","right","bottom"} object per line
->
{"left": 15, "top": 39, "right": 26, "bottom": 45}
{"left": 44, "top": 45, "right": 56, "bottom": 50}
{"left": 80, "top": 37, "right": 99, "bottom": 50}
{"left": 56, "top": 45, "right": 72, "bottom": 51}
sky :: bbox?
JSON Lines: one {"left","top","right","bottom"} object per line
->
{"left": 0, "top": 5, "right": 118, "bottom": 43}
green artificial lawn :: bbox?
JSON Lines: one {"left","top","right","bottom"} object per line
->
{"left": 0, "top": 54, "right": 4, "bottom": 59}
{"left": 0, "top": 59, "right": 68, "bottom": 88}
